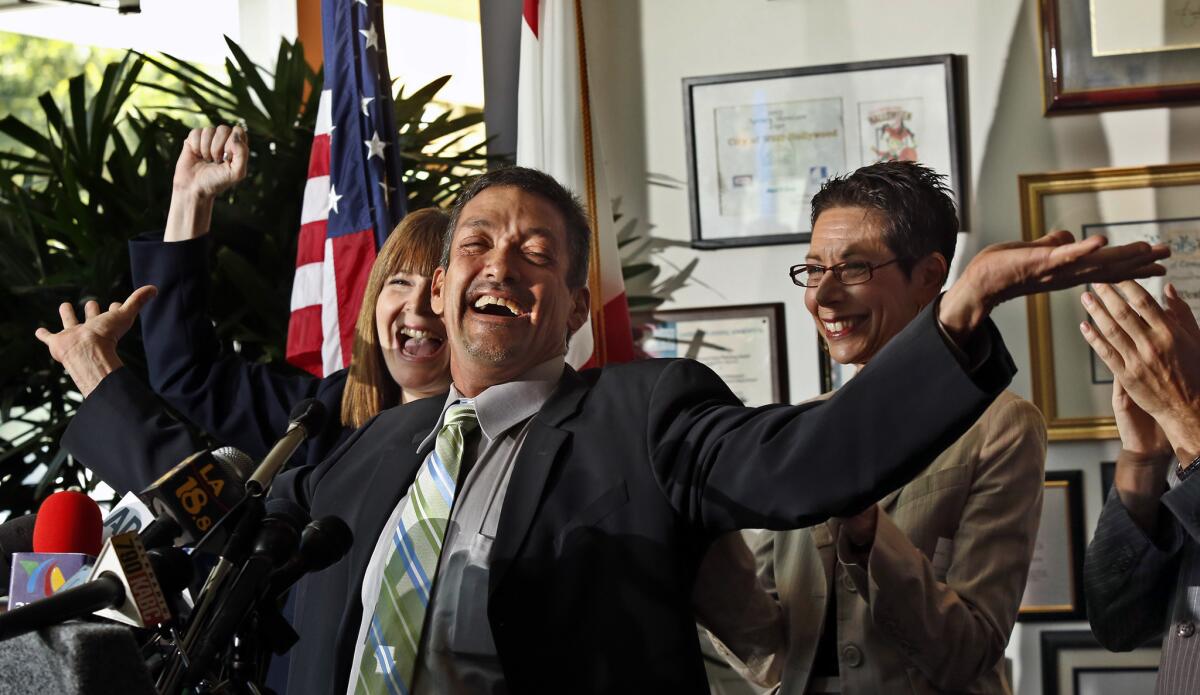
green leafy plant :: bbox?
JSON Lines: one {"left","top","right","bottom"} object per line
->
{"left": 0, "top": 37, "right": 498, "bottom": 517}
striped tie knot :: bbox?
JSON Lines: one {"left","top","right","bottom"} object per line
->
{"left": 442, "top": 403, "right": 478, "bottom": 432}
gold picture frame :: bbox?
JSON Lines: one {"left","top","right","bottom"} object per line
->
{"left": 1020, "top": 162, "right": 1200, "bottom": 440}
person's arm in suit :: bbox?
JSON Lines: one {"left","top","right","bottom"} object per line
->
{"left": 835, "top": 396, "right": 1046, "bottom": 690}
{"left": 131, "top": 124, "right": 333, "bottom": 459}
{"left": 1084, "top": 379, "right": 1183, "bottom": 652}
{"left": 36, "top": 287, "right": 205, "bottom": 493}
{"left": 1085, "top": 473, "right": 1184, "bottom": 651}
{"left": 652, "top": 229, "right": 1168, "bottom": 532}
{"left": 648, "top": 300, "right": 1014, "bottom": 533}
{"left": 131, "top": 234, "right": 329, "bottom": 459}
{"left": 60, "top": 366, "right": 209, "bottom": 494}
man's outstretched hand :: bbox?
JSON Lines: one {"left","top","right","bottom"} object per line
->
{"left": 35, "top": 286, "right": 158, "bottom": 397}
{"left": 938, "top": 230, "right": 1169, "bottom": 345}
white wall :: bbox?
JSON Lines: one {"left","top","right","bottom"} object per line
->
{"left": 0, "top": 0, "right": 295, "bottom": 69}
{"left": 583, "top": 1, "right": 1200, "bottom": 693}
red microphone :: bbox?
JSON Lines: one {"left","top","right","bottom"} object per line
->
{"left": 33, "top": 491, "right": 103, "bottom": 556}
{"left": 7, "top": 492, "right": 102, "bottom": 608}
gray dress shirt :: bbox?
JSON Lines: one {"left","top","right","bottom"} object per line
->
{"left": 346, "top": 357, "right": 565, "bottom": 695}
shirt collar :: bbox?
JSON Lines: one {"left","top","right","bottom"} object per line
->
{"left": 417, "top": 356, "right": 566, "bottom": 450}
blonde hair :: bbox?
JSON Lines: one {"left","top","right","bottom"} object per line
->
{"left": 340, "top": 207, "right": 449, "bottom": 428}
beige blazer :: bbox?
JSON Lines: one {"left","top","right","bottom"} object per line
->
{"left": 757, "top": 390, "right": 1046, "bottom": 695}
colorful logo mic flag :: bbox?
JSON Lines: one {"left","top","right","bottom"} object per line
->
{"left": 517, "top": 0, "right": 635, "bottom": 368}
{"left": 287, "top": 0, "right": 407, "bottom": 377}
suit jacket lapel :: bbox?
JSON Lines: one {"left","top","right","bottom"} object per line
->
{"left": 349, "top": 395, "right": 445, "bottom": 570}
{"left": 489, "top": 367, "right": 588, "bottom": 597}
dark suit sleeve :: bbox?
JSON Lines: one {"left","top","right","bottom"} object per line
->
{"left": 61, "top": 367, "right": 207, "bottom": 494}
{"left": 130, "top": 235, "right": 325, "bottom": 459}
{"left": 270, "top": 411, "right": 384, "bottom": 512}
{"left": 1085, "top": 484, "right": 1186, "bottom": 651}
{"left": 646, "top": 301, "right": 1015, "bottom": 532}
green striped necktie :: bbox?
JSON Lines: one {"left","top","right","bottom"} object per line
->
{"left": 353, "top": 402, "right": 478, "bottom": 695}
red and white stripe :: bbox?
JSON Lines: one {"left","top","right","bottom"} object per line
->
{"left": 517, "top": 0, "right": 633, "bottom": 369}
{"left": 287, "top": 90, "right": 364, "bottom": 377}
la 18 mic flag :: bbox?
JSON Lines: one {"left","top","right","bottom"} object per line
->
{"left": 287, "top": 0, "right": 407, "bottom": 377}
{"left": 518, "top": 0, "right": 634, "bottom": 368}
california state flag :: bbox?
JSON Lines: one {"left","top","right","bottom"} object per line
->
{"left": 518, "top": 0, "right": 634, "bottom": 368}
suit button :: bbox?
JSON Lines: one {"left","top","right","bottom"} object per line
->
{"left": 842, "top": 644, "right": 863, "bottom": 668}
{"left": 1178, "top": 622, "right": 1195, "bottom": 638}
{"left": 841, "top": 573, "right": 856, "bottom": 592}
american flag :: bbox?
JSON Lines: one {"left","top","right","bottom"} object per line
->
{"left": 287, "top": 0, "right": 407, "bottom": 377}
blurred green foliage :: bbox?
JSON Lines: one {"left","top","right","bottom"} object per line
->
{"left": 0, "top": 35, "right": 497, "bottom": 516}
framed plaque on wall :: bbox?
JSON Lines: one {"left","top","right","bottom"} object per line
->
{"left": 682, "top": 54, "right": 967, "bottom": 248}
{"left": 638, "top": 303, "right": 788, "bottom": 406}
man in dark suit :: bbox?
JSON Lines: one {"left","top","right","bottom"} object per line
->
{"left": 1079, "top": 280, "right": 1200, "bottom": 694}
{"left": 266, "top": 165, "right": 1165, "bottom": 694}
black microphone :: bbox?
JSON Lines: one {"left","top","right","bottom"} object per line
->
{"left": 0, "top": 532, "right": 193, "bottom": 641}
{"left": 185, "top": 499, "right": 309, "bottom": 681}
{"left": 138, "top": 447, "right": 254, "bottom": 546}
{"left": 245, "top": 399, "right": 326, "bottom": 497}
{"left": 269, "top": 515, "right": 353, "bottom": 599}
{"left": 0, "top": 514, "right": 37, "bottom": 596}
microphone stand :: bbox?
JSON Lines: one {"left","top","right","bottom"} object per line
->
{"left": 157, "top": 497, "right": 265, "bottom": 695}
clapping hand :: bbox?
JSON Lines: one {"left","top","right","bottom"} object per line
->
{"left": 1080, "top": 281, "right": 1200, "bottom": 463}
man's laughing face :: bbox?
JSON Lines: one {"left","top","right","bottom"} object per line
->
{"left": 431, "top": 185, "right": 589, "bottom": 392}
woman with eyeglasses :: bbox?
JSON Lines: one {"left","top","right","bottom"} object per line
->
{"left": 715, "top": 161, "right": 1047, "bottom": 695}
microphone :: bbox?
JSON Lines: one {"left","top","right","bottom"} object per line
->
{"left": 0, "top": 514, "right": 36, "bottom": 596}
{"left": 34, "top": 491, "right": 102, "bottom": 556}
{"left": 185, "top": 499, "right": 309, "bottom": 681}
{"left": 269, "top": 515, "right": 353, "bottom": 599}
{"left": 0, "top": 531, "right": 193, "bottom": 640}
{"left": 245, "top": 399, "right": 326, "bottom": 497}
{"left": 138, "top": 447, "right": 254, "bottom": 546}
{"left": 8, "top": 492, "right": 102, "bottom": 608}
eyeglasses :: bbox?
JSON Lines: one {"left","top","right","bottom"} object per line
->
{"left": 788, "top": 258, "right": 902, "bottom": 287}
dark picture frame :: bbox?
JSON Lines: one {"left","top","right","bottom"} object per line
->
{"left": 1038, "top": 0, "right": 1200, "bottom": 114}
{"left": 637, "top": 303, "right": 788, "bottom": 406}
{"left": 1041, "top": 629, "right": 1160, "bottom": 695}
{"left": 682, "top": 54, "right": 968, "bottom": 249}
{"left": 1100, "top": 461, "right": 1116, "bottom": 501}
{"left": 1020, "top": 471, "right": 1086, "bottom": 621}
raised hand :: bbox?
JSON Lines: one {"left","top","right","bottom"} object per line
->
{"left": 173, "top": 124, "right": 249, "bottom": 199}
{"left": 938, "top": 230, "right": 1169, "bottom": 343}
{"left": 34, "top": 286, "right": 158, "bottom": 397}
{"left": 1080, "top": 281, "right": 1200, "bottom": 463}
{"left": 1112, "top": 378, "right": 1172, "bottom": 460}
{"left": 165, "top": 124, "right": 249, "bottom": 242}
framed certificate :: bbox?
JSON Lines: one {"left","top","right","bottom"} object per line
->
{"left": 1020, "top": 471, "right": 1086, "bottom": 621}
{"left": 1040, "top": 630, "right": 1160, "bottom": 695}
{"left": 1020, "top": 162, "right": 1200, "bottom": 440}
{"left": 638, "top": 303, "right": 787, "bottom": 406}
{"left": 682, "top": 54, "right": 967, "bottom": 249}
{"left": 1039, "top": 0, "right": 1200, "bottom": 113}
